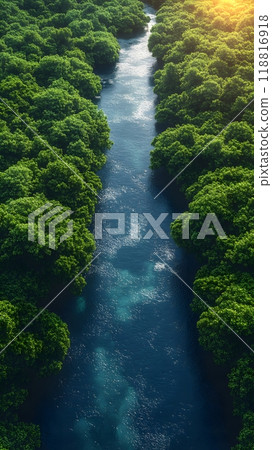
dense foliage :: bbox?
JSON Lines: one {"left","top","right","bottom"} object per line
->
{"left": 149, "top": 0, "right": 253, "bottom": 447}
{"left": 0, "top": 0, "right": 148, "bottom": 448}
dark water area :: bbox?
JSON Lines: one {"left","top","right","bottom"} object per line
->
{"left": 35, "top": 6, "right": 235, "bottom": 449}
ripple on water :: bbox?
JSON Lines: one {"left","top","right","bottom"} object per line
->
{"left": 38, "top": 6, "right": 232, "bottom": 450}
{"left": 91, "top": 347, "right": 140, "bottom": 449}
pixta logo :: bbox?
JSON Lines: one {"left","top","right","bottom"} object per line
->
{"left": 28, "top": 203, "right": 73, "bottom": 250}
{"left": 94, "top": 212, "right": 227, "bottom": 240}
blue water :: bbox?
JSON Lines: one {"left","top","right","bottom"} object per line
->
{"left": 37, "top": 7, "right": 231, "bottom": 449}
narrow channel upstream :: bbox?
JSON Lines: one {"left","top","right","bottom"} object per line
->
{"left": 37, "top": 6, "right": 231, "bottom": 449}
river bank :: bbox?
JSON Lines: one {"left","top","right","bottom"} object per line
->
{"left": 30, "top": 6, "right": 236, "bottom": 449}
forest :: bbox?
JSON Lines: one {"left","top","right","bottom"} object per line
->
{"left": 148, "top": 0, "right": 254, "bottom": 448}
{"left": 0, "top": 0, "right": 148, "bottom": 448}
{"left": 0, "top": 0, "right": 254, "bottom": 448}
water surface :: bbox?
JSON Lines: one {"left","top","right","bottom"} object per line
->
{"left": 37, "top": 7, "right": 231, "bottom": 449}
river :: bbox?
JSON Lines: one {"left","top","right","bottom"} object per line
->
{"left": 36, "top": 6, "right": 232, "bottom": 449}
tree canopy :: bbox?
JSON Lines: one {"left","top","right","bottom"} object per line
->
{"left": 149, "top": 0, "right": 253, "bottom": 447}
{"left": 0, "top": 0, "right": 148, "bottom": 447}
